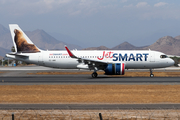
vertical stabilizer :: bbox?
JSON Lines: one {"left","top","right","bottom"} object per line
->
{"left": 9, "top": 24, "right": 41, "bottom": 53}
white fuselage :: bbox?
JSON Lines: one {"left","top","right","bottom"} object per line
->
{"left": 7, "top": 50, "right": 174, "bottom": 70}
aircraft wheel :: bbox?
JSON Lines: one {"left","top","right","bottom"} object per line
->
{"left": 92, "top": 72, "right": 98, "bottom": 78}
{"left": 150, "top": 74, "right": 154, "bottom": 78}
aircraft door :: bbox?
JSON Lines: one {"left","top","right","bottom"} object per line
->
{"left": 38, "top": 53, "right": 44, "bottom": 65}
{"left": 150, "top": 52, "right": 155, "bottom": 62}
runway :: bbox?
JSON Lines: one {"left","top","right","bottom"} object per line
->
{"left": 0, "top": 76, "right": 180, "bottom": 85}
{"left": 0, "top": 67, "right": 179, "bottom": 110}
{"left": 0, "top": 66, "right": 180, "bottom": 71}
{"left": 1, "top": 104, "right": 180, "bottom": 110}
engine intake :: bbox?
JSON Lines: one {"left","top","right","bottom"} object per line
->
{"left": 104, "top": 63, "right": 125, "bottom": 75}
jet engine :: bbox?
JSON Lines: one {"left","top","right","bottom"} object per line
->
{"left": 104, "top": 63, "right": 125, "bottom": 75}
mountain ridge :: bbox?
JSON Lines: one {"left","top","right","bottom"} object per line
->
{"left": 0, "top": 25, "right": 82, "bottom": 53}
{"left": 83, "top": 36, "right": 180, "bottom": 56}
{"left": 144, "top": 36, "right": 180, "bottom": 55}
{"left": 0, "top": 24, "right": 180, "bottom": 56}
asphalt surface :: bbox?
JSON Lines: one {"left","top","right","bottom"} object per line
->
{"left": 1, "top": 75, "right": 180, "bottom": 109}
{"left": 0, "top": 66, "right": 179, "bottom": 110}
{"left": 0, "top": 66, "right": 180, "bottom": 71}
{"left": 0, "top": 104, "right": 180, "bottom": 110}
{"left": 0, "top": 76, "right": 179, "bottom": 85}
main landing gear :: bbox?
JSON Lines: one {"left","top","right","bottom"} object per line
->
{"left": 91, "top": 67, "right": 98, "bottom": 78}
{"left": 150, "top": 69, "right": 154, "bottom": 78}
{"left": 91, "top": 72, "right": 98, "bottom": 78}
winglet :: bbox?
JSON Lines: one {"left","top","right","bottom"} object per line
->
{"left": 65, "top": 45, "right": 77, "bottom": 58}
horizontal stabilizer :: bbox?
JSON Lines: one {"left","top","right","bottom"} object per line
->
{"left": 6, "top": 53, "right": 29, "bottom": 59}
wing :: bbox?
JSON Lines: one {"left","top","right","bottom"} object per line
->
{"left": 65, "top": 46, "right": 108, "bottom": 70}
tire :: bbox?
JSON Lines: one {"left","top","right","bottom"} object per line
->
{"left": 150, "top": 74, "right": 154, "bottom": 78}
{"left": 92, "top": 72, "right": 98, "bottom": 78}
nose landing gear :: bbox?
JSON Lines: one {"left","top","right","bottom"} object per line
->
{"left": 150, "top": 69, "right": 154, "bottom": 78}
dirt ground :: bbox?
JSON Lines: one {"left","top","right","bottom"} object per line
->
{"left": 1, "top": 85, "right": 180, "bottom": 103}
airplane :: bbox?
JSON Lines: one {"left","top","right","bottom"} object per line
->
{"left": 6, "top": 24, "right": 175, "bottom": 78}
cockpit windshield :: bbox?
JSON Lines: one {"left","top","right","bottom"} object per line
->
{"left": 160, "top": 55, "right": 168, "bottom": 58}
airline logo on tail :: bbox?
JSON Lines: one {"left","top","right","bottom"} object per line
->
{"left": 9, "top": 24, "right": 41, "bottom": 53}
{"left": 14, "top": 29, "right": 40, "bottom": 53}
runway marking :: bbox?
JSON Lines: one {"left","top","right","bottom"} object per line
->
{"left": 27, "top": 71, "right": 180, "bottom": 77}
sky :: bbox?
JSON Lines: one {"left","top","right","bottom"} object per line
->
{"left": 1, "top": 0, "right": 180, "bottom": 48}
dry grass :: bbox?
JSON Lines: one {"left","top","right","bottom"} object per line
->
{"left": 28, "top": 71, "right": 180, "bottom": 77}
{"left": 1, "top": 109, "right": 180, "bottom": 120}
{"left": 1, "top": 85, "right": 180, "bottom": 103}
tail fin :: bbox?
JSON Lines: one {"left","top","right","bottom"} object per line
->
{"left": 9, "top": 24, "right": 41, "bottom": 53}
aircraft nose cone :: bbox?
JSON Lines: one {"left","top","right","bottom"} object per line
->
{"left": 169, "top": 59, "right": 175, "bottom": 66}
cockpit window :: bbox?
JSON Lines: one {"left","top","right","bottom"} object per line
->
{"left": 160, "top": 55, "right": 168, "bottom": 58}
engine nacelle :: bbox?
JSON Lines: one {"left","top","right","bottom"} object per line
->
{"left": 104, "top": 63, "right": 125, "bottom": 75}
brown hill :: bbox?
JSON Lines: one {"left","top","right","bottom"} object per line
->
{"left": 83, "top": 42, "right": 146, "bottom": 50}
{"left": 0, "top": 25, "right": 82, "bottom": 51}
{"left": 1, "top": 24, "right": 180, "bottom": 55}
{"left": 0, "top": 24, "right": 13, "bottom": 49}
{"left": 175, "top": 35, "right": 180, "bottom": 40}
{"left": 112, "top": 42, "right": 145, "bottom": 50}
{"left": 0, "top": 24, "right": 9, "bottom": 36}
{"left": 0, "top": 47, "right": 10, "bottom": 56}
{"left": 0, "top": 56, "right": 4, "bottom": 59}
{"left": 83, "top": 46, "right": 110, "bottom": 50}
{"left": 25, "top": 30, "right": 67, "bottom": 50}
{"left": 25, "top": 30, "right": 82, "bottom": 50}
{"left": 144, "top": 36, "right": 180, "bottom": 55}
{"left": 83, "top": 36, "right": 180, "bottom": 56}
